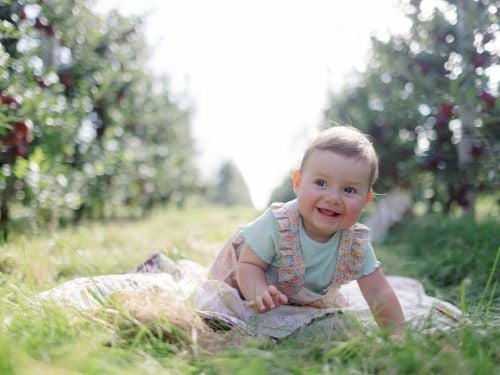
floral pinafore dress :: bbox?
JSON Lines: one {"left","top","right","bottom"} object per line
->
{"left": 209, "top": 199, "right": 371, "bottom": 308}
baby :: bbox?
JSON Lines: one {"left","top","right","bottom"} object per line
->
{"left": 209, "top": 125, "right": 405, "bottom": 334}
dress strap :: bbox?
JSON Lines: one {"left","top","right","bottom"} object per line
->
{"left": 331, "top": 223, "right": 369, "bottom": 287}
{"left": 271, "top": 200, "right": 305, "bottom": 296}
{"left": 301, "top": 223, "right": 369, "bottom": 308}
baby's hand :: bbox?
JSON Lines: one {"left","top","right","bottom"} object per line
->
{"left": 245, "top": 285, "right": 288, "bottom": 313}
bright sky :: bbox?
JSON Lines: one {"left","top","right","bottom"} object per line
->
{"left": 94, "top": 0, "right": 410, "bottom": 209}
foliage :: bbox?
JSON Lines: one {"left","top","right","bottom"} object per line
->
{"left": 198, "top": 321, "right": 499, "bottom": 375}
{"left": 267, "top": 170, "right": 295, "bottom": 204}
{"left": 0, "top": 0, "right": 198, "bottom": 240}
{"left": 380, "top": 211, "right": 499, "bottom": 307}
{"left": 0, "top": 204, "right": 498, "bottom": 374}
{"left": 210, "top": 160, "right": 253, "bottom": 207}
{"left": 324, "top": 0, "right": 499, "bottom": 216}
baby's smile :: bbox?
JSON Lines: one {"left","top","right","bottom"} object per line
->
{"left": 317, "top": 207, "right": 340, "bottom": 217}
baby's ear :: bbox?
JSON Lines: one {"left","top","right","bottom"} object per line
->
{"left": 365, "top": 191, "right": 374, "bottom": 205}
{"left": 291, "top": 170, "right": 301, "bottom": 194}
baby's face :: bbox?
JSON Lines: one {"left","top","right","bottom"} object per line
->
{"left": 293, "top": 150, "right": 372, "bottom": 243}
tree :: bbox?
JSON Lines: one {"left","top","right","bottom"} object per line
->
{"left": 324, "top": 0, "right": 498, "bottom": 216}
{"left": 211, "top": 160, "right": 253, "bottom": 207}
{"left": 0, "top": 0, "right": 198, "bottom": 239}
{"left": 268, "top": 171, "right": 295, "bottom": 205}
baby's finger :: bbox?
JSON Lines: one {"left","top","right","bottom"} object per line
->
{"left": 267, "top": 285, "right": 280, "bottom": 296}
{"left": 260, "top": 293, "right": 276, "bottom": 310}
{"left": 254, "top": 295, "right": 269, "bottom": 312}
{"left": 246, "top": 296, "right": 270, "bottom": 313}
{"left": 268, "top": 285, "right": 287, "bottom": 306}
{"left": 278, "top": 293, "right": 288, "bottom": 305}
{"left": 246, "top": 298, "right": 271, "bottom": 313}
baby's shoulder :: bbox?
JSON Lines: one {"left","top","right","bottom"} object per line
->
{"left": 347, "top": 222, "right": 371, "bottom": 244}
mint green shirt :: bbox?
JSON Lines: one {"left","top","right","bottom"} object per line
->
{"left": 239, "top": 208, "right": 380, "bottom": 294}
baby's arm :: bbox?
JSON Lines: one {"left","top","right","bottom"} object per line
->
{"left": 236, "top": 244, "right": 288, "bottom": 313}
{"left": 357, "top": 268, "right": 405, "bottom": 335}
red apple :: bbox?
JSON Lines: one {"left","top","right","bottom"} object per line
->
{"left": 0, "top": 92, "right": 19, "bottom": 107}
{"left": 417, "top": 60, "right": 431, "bottom": 75}
{"left": 34, "top": 16, "right": 49, "bottom": 30}
{"left": 478, "top": 90, "right": 495, "bottom": 110}
{"left": 18, "top": 7, "right": 27, "bottom": 20}
{"left": 15, "top": 144, "right": 28, "bottom": 158}
{"left": 14, "top": 120, "right": 33, "bottom": 143}
{"left": 36, "top": 76, "right": 48, "bottom": 88}
{"left": 472, "top": 52, "right": 492, "bottom": 69}
{"left": 45, "top": 25, "right": 55, "bottom": 37}
{"left": 438, "top": 102, "right": 453, "bottom": 119}
{"left": 435, "top": 116, "right": 449, "bottom": 129}
{"left": 470, "top": 144, "right": 485, "bottom": 159}
{"left": 482, "top": 32, "right": 494, "bottom": 45}
{"left": 58, "top": 71, "right": 74, "bottom": 90}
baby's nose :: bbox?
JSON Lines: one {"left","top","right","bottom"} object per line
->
{"left": 325, "top": 189, "right": 341, "bottom": 202}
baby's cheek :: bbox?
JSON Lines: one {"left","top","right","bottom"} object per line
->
{"left": 351, "top": 202, "right": 366, "bottom": 215}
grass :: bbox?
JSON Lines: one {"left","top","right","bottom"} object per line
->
{"left": 1, "top": 200, "right": 499, "bottom": 374}
{"left": 378, "top": 213, "right": 499, "bottom": 309}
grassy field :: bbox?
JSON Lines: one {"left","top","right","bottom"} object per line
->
{"left": 0, "top": 200, "right": 498, "bottom": 374}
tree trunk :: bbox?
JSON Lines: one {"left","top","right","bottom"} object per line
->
{"left": 456, "top": 0, "right": 476, "bottom": 216}
{"left": 0, "top": 175, "right": 14, "bottom": 242}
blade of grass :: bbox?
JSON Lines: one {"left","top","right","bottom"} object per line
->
{"left": 485, "top": 280, "right": 497, "bottom": 314}
{"left": 460, "top": 278, "right": 468, "bottom": 313}
{"left": 476, "top": 246, "right": 499, "bottom": 313}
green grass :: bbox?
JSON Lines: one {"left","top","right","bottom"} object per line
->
{"left": 378, "top": 213, "right": 499, "bottom": 309}
{"left": 1, "top": 201, "right": 499, "bottom": 374}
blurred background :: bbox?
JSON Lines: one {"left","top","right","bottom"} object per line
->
{"left": 0, "top": 0, "right": 498, "bottom": 240}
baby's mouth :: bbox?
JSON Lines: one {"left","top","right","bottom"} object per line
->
{"left": 317, "top": 208, "right": 340, "bottom": 217}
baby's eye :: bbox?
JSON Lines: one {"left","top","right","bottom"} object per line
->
{"left": 344, "top": 187, "right": 357, "bottom": 194}
{"left": 314, "top": 179, "right": 327, "bottom": 187}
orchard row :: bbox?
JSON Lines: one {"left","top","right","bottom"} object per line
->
{"left": 0, "top": 0, "right": 198, "bottom": 239}
{"left": 323, "top": 0, "right": 498, "bottom": 215}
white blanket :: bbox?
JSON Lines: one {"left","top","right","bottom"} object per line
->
{"left": 35, "top": 257, "right": 462, "bottom": 338}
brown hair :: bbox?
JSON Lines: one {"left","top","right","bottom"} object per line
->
{"left": 299, "top": 125, "right": 379, "bottom": 189}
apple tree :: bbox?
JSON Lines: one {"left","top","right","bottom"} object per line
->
{"left": 0, "top": 0, "right": 197, "bottom": 239}
{"left": 324, "top": 0, "right": 498, "bottom": 216}
{"left": 210, "top": 160, "right": 253, "bottom": 207}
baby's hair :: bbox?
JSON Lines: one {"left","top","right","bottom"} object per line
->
{"left": 299, "top": 125, "right": 379, "bottom": 189}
